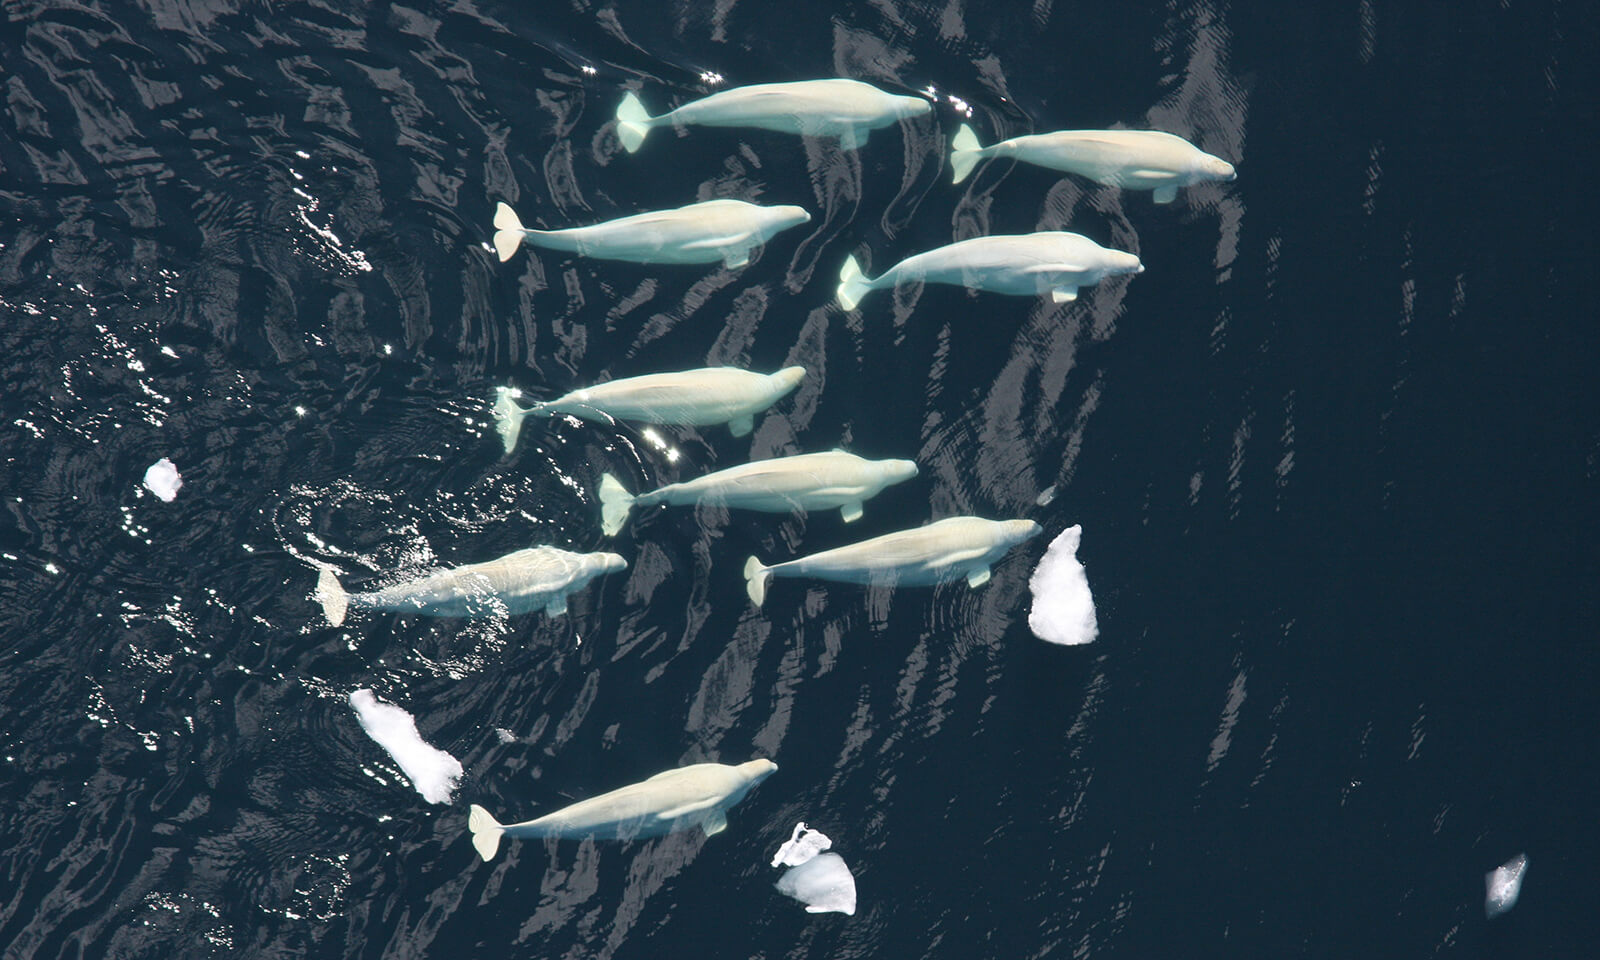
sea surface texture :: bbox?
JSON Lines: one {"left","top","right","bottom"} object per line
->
{"left": 1, "top": 1, "right": 1595, "bottom": 957}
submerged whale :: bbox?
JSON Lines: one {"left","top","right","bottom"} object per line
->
{"left": 467, "top": 758, "right": 778, "bottom": 861}
{"left": 743, "top": 516, "right": 1042, "bottom": 606}
{"left": 615, "top": 79, "right": 931, "bottom": 153}
{"left": 493, "top": 366, "right": 806, "bottom": 454}
{"left": 949, "top": 124, "right": 1237, "bottom": 202}
{"left": 313, "top": 546, "right": 626, "bottom": 627}
{"left": 836, "top": 233, "right": 1143, "bottom": 310}
{"left": 597, "top": 450, "right": 919, "bottom": 535}
{"left": 492, "top": 199, "right": 810, "bottom": 268}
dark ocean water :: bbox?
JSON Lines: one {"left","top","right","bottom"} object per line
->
{"left": 1, "top": 0, "right": 1596, "bottom": 957}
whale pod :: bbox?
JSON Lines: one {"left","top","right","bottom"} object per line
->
{"left": 493, "top": 366, "right": 806, "bottom": 454}
{"left": 313, "top": 546, "right": 626, "bottom": 627}
{"left": 467, "top": 758, "right": 778, "bottom": 861}
{"left": 598, "top": 450, "right": 919, "bottom": 535}
{"left": 950, "top": 124, "right": 1236, "bottom": 202}
{"left": 836, "top": 233, "right": 1143, "bottom": 310}
{"left": 492, "top": 199, "right": 810, "bottom": 267}
{"left": 615, "top": 79, "right": 931, "bottom": 153}
{"left": 744, "top": 516, "right": 1043, "bottom": 607}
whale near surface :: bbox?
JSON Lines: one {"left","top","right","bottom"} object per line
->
{"left": 744, "top": 516, "right": 1042, "bottom": 606}
{"left": 313, "top": 546, "right": 626, "bottom": 627}
{"left": 492, "top": 199, "right": 810, "bottom": 267}
{"left": 467, "top": 759, "right": 778, "bottom": 861}
{"left": 836, "top": 233, "right": 1143, "bottom": 310}
{"left": 598, "top": 450, "right": 919, "bottom": 535}
{"left": 614, "top": 79, "right": 931, "bottom": 153}
{"left": 950, "top": 124, "right": 1237, "bottom": 202}
{"left": 493, "top": 366, "right": 806, "bottom": 454}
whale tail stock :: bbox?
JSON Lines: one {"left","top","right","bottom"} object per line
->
{"left": 743, "top": 556, "right": 773, "bottom": 608}
{"left": 492, "top": 202, "right": 529, "bottom": 262}
{"left": 836, "top": 256, "right": 874, "bottom": 311}
{"left": 615, "top": 93, "right": 654, "bottom": 154}
{"left": 314, "top": 562, "right": 350, "bottom": 628}
{"left": 949, "top": 124, "right": 986, "bottom": 184}
{"left": 468, "top": 805, "right": 506, "bottom": 862}
{"left": 493, "top": 387, "right": 550, "bottom": 456}
{"left": 598, "top": 473, "right": 637, "bottom": 537}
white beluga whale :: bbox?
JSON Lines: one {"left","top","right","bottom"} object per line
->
{"left": 743, "top": 516, "right": 1043, "bottom": 607}
{"left": 836, "top": 233, "right": 1143, "bottom": 310}
{"left": 615, "top": 79, "right": 932, "bottom": 153}
{"left": 492, "top": 199, "right": 810, "bottom": 268}
{"left": 598, "top": 449, "right": 919, "bottom": 536}
{"left": 313, "top": 546, "right": 626, "bottom": 627}
{"left": 493, "top": 365, "right": 806, "bottom": 454}
{"left": 467, "top": 758, "right": 778, "bottom": 861}
{"left": 950, "top": 124, "right": 1237, "bottom": 202}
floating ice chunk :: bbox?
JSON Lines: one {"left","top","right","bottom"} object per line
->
{"left": 348, "top": 689, "right": 463, "bottom": 804}
{"left": 772, "top": 821, "right": 832, "bottom": 867}
{"left": 1027, "top": 524, "right": 1098, "bottom": 645}
{"left": 776, "top": 853, "right": 857, "bottom": 915}
{"left": 1484, "top": 852, "right": 1527, "bottom": 918}
{"left": 143, "top": 458, "right": 183, "bottom": 502}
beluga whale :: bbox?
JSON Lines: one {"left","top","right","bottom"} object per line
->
{"left": 493, "top": 365, "right": 806, "bottom": 454}
{"left": 836, "top": 233, "right": 1143, "bottom": 310}
{"left": 949, "top": 124, "right": 1237, "bottom": 203}
{"left": 313, "top": 546, "right": 626, "bottom": 627}
{"left": 467, "top": 758, "right": 778, "bottom": 861}
{"left": 614, "top": 79, "right": 932, "bottom": 153}
{"left": 743, "top": 516, "right": 1043, "bottom": 607}
{"left": 597, "top": 450, "right": 919, "bottom": 536}
{"left": 493, "top": 199, "right": 811, "bottom": 268}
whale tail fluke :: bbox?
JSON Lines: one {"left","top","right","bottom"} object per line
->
{"left": 949, "top": 124, "right": 986, "bottom": 184}
{"left": 493, "top": 387, "right": 548, "bottom": 455}
{"left": 314, "top": 563, "right": 349, "bottom": 628}
{"left": 468, "top": 804, "right": 506, "bottom": 862}
{"left": 598, "top": 473, "right": 636, "bottom": 537}
{"left": 836, "top": 256, "right": 874, "bottom": 311}
{"left": 492, "top": 202, "right": 527, "bottom": 262}
{"left": 616, "top": 93, "right": 653, "bottom": 154}
{"left": 744, "top": 556, "right": 772, "bottom": 608}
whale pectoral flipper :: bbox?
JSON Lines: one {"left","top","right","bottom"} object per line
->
{"left": 702, "top": 810, "right": 728, "bottom": 836}
{"left": 1153, "top": 186, "right": 1179, "bottom": 204}
{"left": 966, "top": 566, "right": 992, "bottom": 589}
{"left": 728, "top": 414, "right": 754, "bottom": 437}
{"left": 1051, "top": 286, "right": 1079, "bottom": 303}
{"left": 841, "top": 501, "right": 864, "bottom": 523}
{"left": 545, "top": 594, "right": 568, "bottom": 617}
{"left": 837, "top": 126, "right": 867, "bottom": 151}
{"left": 722, "top": 247, "right": 751, "bottom": 269}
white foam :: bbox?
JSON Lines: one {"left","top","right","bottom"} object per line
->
{"left": 771, "top": 822, "right": 856, "bottom": 915}
{"left": 348, "top": 689, "right": 463, "bottom": 805}
{"left": 776, "top": 853, "right": 856, "bottom": 915}
{"left": 1484, "top": 852, "right": 1527, "bottom": 918}
{"left": 143, "top": 458, "right": 183, "bottom": 502}
{"left": 1027, "top": 524, "right": 1098, "bottom": 645}
{"left": 772, "top": 821, "right": 832, "bottom": 867}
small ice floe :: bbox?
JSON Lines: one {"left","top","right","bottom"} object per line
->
{"left": 1026, "top": 524, "right": 1098, "bottom": 645}
{"left": 771, "top": 822, "right": 856, "bottom": 915}
{"left": 348, "top": 689, "right": 463, "bottom": 805}
{"left": 143, "top": 458, "right": 183, "bottom": 502}
{"left": 1484, "top": 852, "right": 1528, "bottom": 918}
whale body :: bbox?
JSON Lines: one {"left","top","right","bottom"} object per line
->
{"left": 615, "top": 79, "right": 931, "bottom": 153}
{"left": 467, "top": 758, "right": 778, "bottom": 861}
{"left": 743, "top": 516, "right": 1042, "bottom": 606}
{"left": 493, "top": 366, "right": 806, "bottom": 454}
{"left": 314, "top": 546, "right": 626, "bottom": 627}
{"left": 950, "top": 124, "right": 1237, "bottom": 202}
{"left": 598, "top": 450, "right": 919, "bottom": 535}
{"left": 836, "top": 233, "right": 1143, "bottom": 310}
{"left": 492, "top": 199, "right": 810, "bottom": 267}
